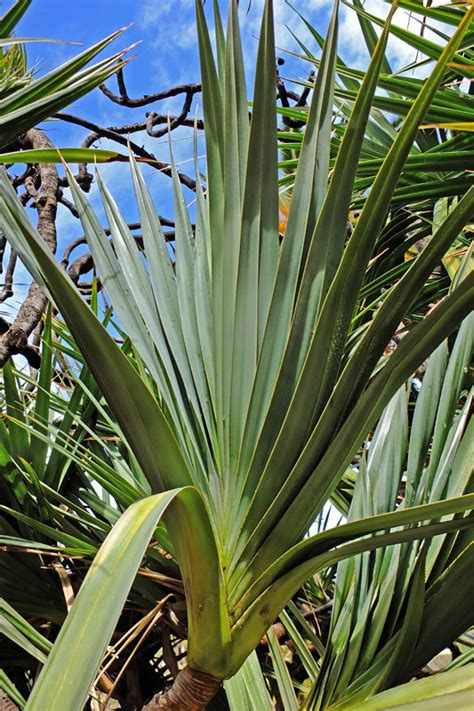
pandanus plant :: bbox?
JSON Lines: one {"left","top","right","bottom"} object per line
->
{"left": 0, "top": 0, "right": 473, "bottom": 708}
{"left": 304, "top": 313, "right": 474, "bottom": 710}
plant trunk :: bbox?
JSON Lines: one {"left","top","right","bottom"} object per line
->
{"left": 142, "top": 666, "right": 222, "bottom": 710}
{"left": 0, "top": 690, "right": 19, "bottom": 711}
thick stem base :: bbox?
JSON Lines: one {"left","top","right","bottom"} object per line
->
{"left": 142, "top": 666, "right": 222, "bottom": 710}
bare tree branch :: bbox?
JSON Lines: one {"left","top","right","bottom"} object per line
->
{"left": 99, "top": 68, "right": 201, "bottom": 109}
{"left": 0, "top": 689, "right": 20, "bottom": 711}
{"left": 0, "top": 128, "right": 58, "bottom": 368}
{"left": 63, "top": 221, "right": 177, "bottom": 290}
{"left": 0, "top": 252, "right": 17, "bottom": 303}
{"left": 146, "top": 89, "right": 198, "bottom": 139}
{"left": 56, "top": 112, "right": 197, "bottom": 192}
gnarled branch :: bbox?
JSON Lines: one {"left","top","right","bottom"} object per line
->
{"left": 0, "top": 128, "right": 57, "bottom": 368}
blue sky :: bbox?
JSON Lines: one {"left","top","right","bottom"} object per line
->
{"left": 4, "top": 0, "right": 426, "bottom": 315}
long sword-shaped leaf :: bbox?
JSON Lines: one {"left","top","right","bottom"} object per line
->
{"left": 293, "top": 4, "right": 473, "bottom": 440}
{"left": 65, "top": 166, "right": 199, "bottom": 465}
{"left": 267, "top": 625, "right": 299, "bottom": 711}
{"left": 92, "top": 167, "right": 210, "bottom": 484}
{"left": 279, "top": 277, "right": 473, "bottom": 543}
{"left": 192, "top": 130, "right": 216, "bottom": 416}
{"left": 232, "top": 493, "right": 474, "bottom": 620}
{"left": 405, "top": 343, "right": 447, "bottom": 506}
{"left": 0, "top": 30, "right": 129, "bottom": 149}
{"left": 0, "top": 598, "right": 51, "bottom": 655}
{"left": 228, "top": 505, "right": 474, "bottom": 674}
{"left": 0, "top": 670, "right": 26, "bottom": 709}
{"left": 230, "top": 271, "right": 474, "bottom": 592}
{"left": 216, "top": 0, "right": 250, "bottom": 478}
{"left": 0, "top": 28, "right": 125, "bottom": 112}
{"left": 234, "top": 6, "right": 395, "bottom": 536}
{"left": 128, "top": 151, "right": 213, "bottom": 460}
{"left": 348, "top": 0, "right": 474, "bottom": 77}
{"left": 195, "top": 0, "right": 225, "bottom": 459}
{"left": 236, "top": 0, "right": 340, "bottom": 505}
{"left": 0, "top": 170, "right": 191, "bottom": 492}
{"left": 308, "top": 322, "right": 473, "bottom": 707}
{"left": 404, "top": 543, "right": 474, "bottom": 680}
{"left": 240, "top": 2, "right": 338, "bottom": 478}
{"left": 25, "top": 487, "right": 229, "bottom": 710}
{"left": 212, "top": 0, "right": 226, "bottom": 82}
{"left": 0, "top": 0, "right": 31, "bottom": 39}
{"left": 351, "top": 659, "right": 474, "bottom": 711}
{"left": 224, "top": 651, "right": 273, "bottom": 711}
{"left": 2, "top": 361, "right": 29, "bottom": 459}
{"left": 352, "top": 0, "right": 392, "bottom": 76}
{"left": 241, "top": 5, "right": 474, "bottom": 519}
{"left": 0, "top": 148, "right": 128, "bottom": 164}
{"left": 0, "top": 599, "right": 50, "bottom": 664}
{"left": 168, "top": 136, "right": 215, "bottom": 462}
{"left": 428, "top": 313, "right": 474, "bottom": 480}
{"left": 383, "top": 0, "right": 465, "bottom": 28}
{"left": 301, "top": 188, "right": 474, "bottom": 477}
{"left": 230, "top": 9, "right": 473, "bottom": 573}
{"left": 228, "top": 0, "right": 279, "bottom": 517}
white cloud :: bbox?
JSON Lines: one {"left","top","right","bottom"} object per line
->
{"left": 238, "top": 0, "right": 450, "bottom": 77}
{"left": 140, "top": 0, "right": 174, "bottom": 25}
{"left": 138, "top": 0, "right": 196, "bottom": 51}
{"left": 338, "top": 0, "right": 419, "bottom": 71}
{"left": 240, "top": 0, "right": 332, "bottom": 46}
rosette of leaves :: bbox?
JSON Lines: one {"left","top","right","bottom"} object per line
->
{"left": 0, "top": 1, "right": 473, "bottom": 708}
